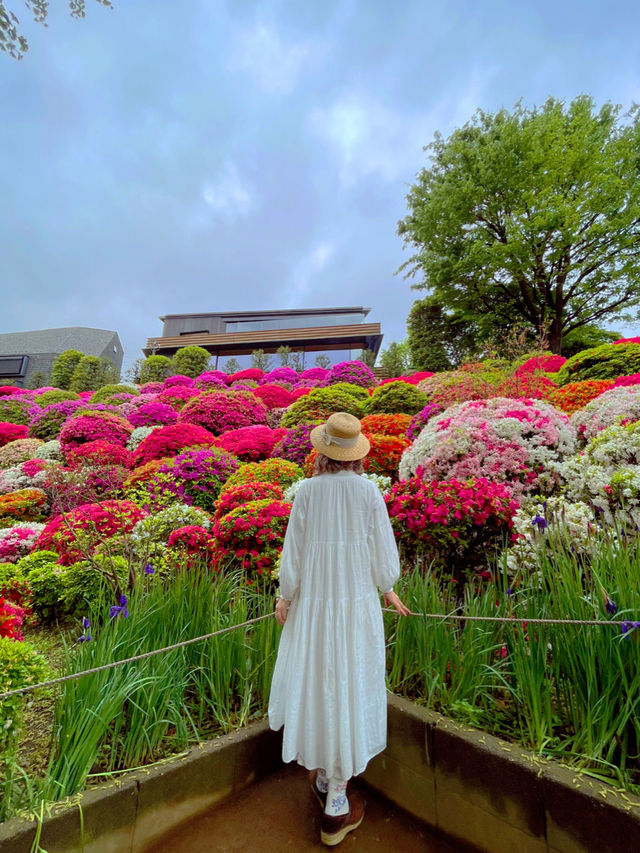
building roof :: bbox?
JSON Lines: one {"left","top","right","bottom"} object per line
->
{"left": 0, "top": 327, "right": 119, "bottom": 356}
{"left": 158, "top": 307, "right": 371, "bottom": 321}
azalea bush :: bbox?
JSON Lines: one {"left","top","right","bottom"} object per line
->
{"left": 281, "top": 387, "right": 363, "bottom": 428}
{"left": 212, "top": 481, "right": 284, "bottom": 523}
{"left": 515, "top": 354, "right": 567, "bottom": 375}
{"left": 222, "top": 458, "right": 304, "bottom": 493}
{"left": 130, "top": 503, "right": 212, "bottom": 564}
{"left": 195, "top": 370, "right": 228, "bottom": 389}
{"left": 406, "top": 403, "right": 444, "bottom": 442}
{"left": 400, "top": 397, "right": 576, "bottom": 499}
{"left": 327, "top": 360, "right": 376, "bottom": 387}
{"left": 548, "top": 379, "right": 614, "bottom": 414}
{"left": 363, "top": 434, "right": 410, "bottom": 479}
{"left": 29, "top": 399, "right": 84, "bottom": 441}
{"left": 131, "top": 423, "right": 215, "bottom": 466}
{"left": 212, "top": 498, "right": 291, "bottom": 580}
{"left": 166, "top": 525, "right": 213, "bottom": 560}
{"left": 228, "top": 368, "right": 265, "bottom": 384}
{"left": 570, "top": 386, "right": 640, "bottom": 443}
{"left": 364, "top": 381, "right": 428, "bottom": 415}
{"left": 127, "top": 400, "right": 178, "bottom": 427}
{"left": 253, "top": 384, "right": 295, "bottom": 409}
{"left": 360, "top": 413, "right": 412, "bottom": 437}
{"left": 157, "top": 385, "right": 201, "bottom": 409}
{"left": 261, "top": 367, "right": 298, "bottom": 385}
{"left": 0, "top": 523, "right": 46, "bottom": 563}
{"left": 296, "top": 367, "right": 329, "bottom": 387}
{"left": 143, "top": 447, "right": 240, "bottom": 512}
{"left": 417, "top": 370, "right": 492, "bottom": 407}
{"left": 34, "top": 500, "right": 147, "bottom": 565}
{"left": 0, "top": 459, "right": 51, "bottom": 496}
{"left": 0, "top": 488, "right": 48, "bottom": 525}
{"left": 59, "top": 411, "right": 133, "bottom": 452}
{"left": 269, "top": 423, "right": 317, "bottom": 466}
{"left": 65, "top": 440, "right": 131, "bottom": 469}
{"left": 555, "top": 342, "right": 640, "bottom": 385}
{"left": 179, "top": 390, "right": 268, "bottom": 435}
{"left": 0, "top": 439, "right": 43, "bottom": 469}
{"left": 90, "top": 384, "right": 139, "bottom": 404}
{"left": 384, "top": 476, "right": 517, "bottom": 583}
{"left": 496, "top": 373, "right": 557, "bottom": 401}
{"left": 217, "top": 425, "right": 286, "bottom": 462}
{"left": 0, "top": 423, "right": 28, "bottom": 447}
{"left": 0, "top": 397, "right": 37, "bottom": 426}
{"left": 613, "top": 373, "right": 640, "bottom": 387}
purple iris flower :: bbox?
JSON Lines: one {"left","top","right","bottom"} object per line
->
{"left": 605, "top": 598, "right": 618, "bottom": 616}
{"left": 506, "top": 587, "right": 513, "bottom": 597}
{"left": 144, "top": 563, "right": 155, "bottom": 575}
{"left": 109, "top": 595, "right": 129, "bottom": 620}
{"left": 531, "top": 514, "right": 547, "bottom": 531}
{"left": 620, "top": 621, "right": 640, "bottom": 638}
{"left": 78, "top": 616, "right": 91, "bottom": 642}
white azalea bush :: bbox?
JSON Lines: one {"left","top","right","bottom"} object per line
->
{"left": 399, "top": 397, "right": 576, "bottom": 498}
{"left": 126, "top": 425, "right": 161, "bottom": 452}
{"left": 571, "top": 385, "right": 640, "bottom": 444}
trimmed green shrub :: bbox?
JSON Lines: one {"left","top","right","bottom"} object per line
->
{"left": 90, "top": 384, "right": 140, "bottom": 404}
{"left": 555, "top": 343, "right": 640, "bottom": 385}
{"left": 139, "top": 355, "right": 173, "bottom": 384}
{"left": 363, "top": 381, "right": 428, "bottom": 415}
{"left": 19, "top": 550, "right": 66, "bottom": 623}
{"left": 171, "top": 346, "right": 211, "bottom": 378}
{"left": 280, "top": 387, "right": 364, "bottom": 428}
{"left": 36, "top": 390, "right": 80, "bottom": 406}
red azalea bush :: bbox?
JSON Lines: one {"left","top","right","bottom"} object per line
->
{"left": 384, "top": 476, "right": 517, "bottom": 581}
{"left": 123, "top": 457, "right": 172, "bottom": 489}
{"left": 548, "top": 379, "right": 615, "bottom": 414}
{"left": 178, "top": 390, "right": 268, "bottom": 435}
{"left": 228, "top": 368, "right": 265, "bottom": 384}
{"left": 167, "top": 525, "right": 213, "bottom": 554}
{"left": 211, "top": 498, "right": 291, "bottom": 579}
{"left": 516, "top": 355, "right": 567, "bottom": 375}
{"left": 407, "top": 371, "right": 435, "bottom": 384}
{"left": 131, "top": 423, "right": 215, "bottom": 466}
{"left": 0, "top": 488, "right": 48, "bottom": 523}
{"left": 613, "top": 374, "right": 640, "bottom": 387}
{"left": 0, "top": 386, "right": 23, "bottom": 397}
{"left": 0, "top": 422, "right": 28, "bottom": 447}
{"left": 65, "top": 440, "right": 131, "bottom": 469}
{"left": 213, "top": 481, "right": 284, "bottom": 523}
{"left": 221, "top": 458, "right": 303, "bottom": 494}
{"left": 364, "top": 434, "right": 410, "bottom": 479}
{"left": 33, "top": 500, "right": 147, "bottom": 565}
{"left": 44, "top": 463, "right": 130, "bottom": 515}
{"left": 59, "top": 411, "right": 133, "bottom": 452}
{"left": 360, "top": 414, "right": 412, "bottom": 437}
{"left": 253, "top": 384, "right": 295, "bottom": 409}
{"left": 0, "top": 597, "right": 25, "bottom": 640}
{"left": 128, "top": 400, "right": 178, "bottom": 427}
{"left": 495, "top": 373, "right": 558, "bottom": 400}
{"left": 217, "top": 425, "right": 286, "bottom": 462}
{"left": 290, "top": 387, "right": 311, "bottom": 400}
{"left": 157, "top": 385, "right": 201, "bottom": 409}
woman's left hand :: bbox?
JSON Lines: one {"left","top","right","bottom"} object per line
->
{"left": 274, "top": 597, "right": 291, "bottom": 625}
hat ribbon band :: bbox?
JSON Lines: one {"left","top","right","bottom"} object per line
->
{"left": 322, "top": 428, "right": 359, "bottom": 448}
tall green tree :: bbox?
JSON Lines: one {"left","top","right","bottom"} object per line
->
{"left": 171, "top": 346, "right": 211, "bottom": 378}
{"left": 407, "top": 298, "right": 479, "bottom": 371}
{"left": 138, "top": 355, "right": 173, "bottom": 384}
{"left": 51, "top": 349, "right": 84, "bottom": 389}
{"left": 69, "top": 355, "right": 117, "bottom": 392}
{"left": 1, "top": 1, "right": 113, "bottom": 60}
{"left": 378, "top": 342, "right": 411, "bottom": 377}
{"left": 399, "top": 96, "right": 640, "bottom": 354}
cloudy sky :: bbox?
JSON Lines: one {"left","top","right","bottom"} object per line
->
{"left": 1, "top": 0, "right": 639, "bottom": 370}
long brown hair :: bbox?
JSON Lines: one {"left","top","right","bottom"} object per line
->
{"left": 312, "top": 453, "right": 365, "bottom": 476}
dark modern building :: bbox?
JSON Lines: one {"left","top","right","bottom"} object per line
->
{"left": 144, "top": 307, "right": 383, "bottom": 368}
{"left": 0, "top": 327, "right": 124, "bottom": 387}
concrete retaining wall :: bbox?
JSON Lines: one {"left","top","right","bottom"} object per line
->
{"left": 1, "top": 697, "right": 639, "bottom": 852}
{"left": 363, "top": 694, "right": 640, "bottom": 853}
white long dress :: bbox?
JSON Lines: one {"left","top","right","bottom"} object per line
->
{"left": 268, "top": 470, "right": 400, "bottom": 780}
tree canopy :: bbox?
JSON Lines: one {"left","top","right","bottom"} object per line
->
{"left": 398, "top": 96, "right": 640, "bottom": 354}
{"left": 0, "top": 1, "right": 113, "bottom": 59}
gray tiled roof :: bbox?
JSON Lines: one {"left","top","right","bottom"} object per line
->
{"left": 0, "top": 327, "right": 118, "bottom": 356}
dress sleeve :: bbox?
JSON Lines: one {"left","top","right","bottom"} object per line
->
{"left": 369, "top": 487, "right": 401, "bottom": 594}
{"left": 278, "top": 483, "right": 307, "bottom": 600}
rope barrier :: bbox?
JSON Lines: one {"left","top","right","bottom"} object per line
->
{"left": 1, "top": 607, "right": 626, "bottom": 702}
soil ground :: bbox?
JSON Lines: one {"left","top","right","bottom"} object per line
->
{"left": 144, "top": 763, "right": 463, "bottom": 852}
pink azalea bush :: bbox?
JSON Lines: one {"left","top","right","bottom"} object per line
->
{"left": 0, "top": 439, "right": 44, "bottom": 469}
{"left": 570, "top": 386, "right": 640, "bottom": 443}
{"left": 127, "top": 400, "right": 178, "bottom": 427}
{"left": 217, "top": 425, "right": 286, "bottom": 462}
{"left": 270, "top": 424, "right": 316, "bottom": 467}
{"left": 65, "top": 440, "right": 131, "bottom": 469}
{"left": 328, "top": 360, "right": 376, "bottom": 387}
{"left": 261, "top": 367, "right": 298, "bottom": 385}
{"left": 0, "top": 523, "right": 45, "bottom": 563}
{"left": 384, "top": 476, "right": 517, "bottom": 580}
{"left": 163, "top": 374, "right": 196, "bottom": 387}
{"left": 0, "top": 396, "right": 39, "bottom": 426}
{"left": 0, "top": 597, "right": 26, "bottom": 640}
{"left": 399, "top": 397, "right": 576, "bottom": 498}
{"left": 29, "top": 400, "right": 85, "bottom": 440}
{"left": 211, "top": 498, "right": 291, "bottom": 580}
{"left": 613, "top": 374, "right": 640, "bottom": 387}
{"left": 195, "top": 371, "right": 228, "bottom": 389}
{"left": 178, "top": 390, "right": 268, "bottom": 435}
{"left": 406, "top": 404, "right": 444, "bottom": 442}
{"left": 417, "top": 371, "right": 493, "bottom": 407}
{"left": 131, "top": 423, "right": 216, "bottom": 466}
{"left": 59, "top": 411, "right": 133, "bottom": 452}
{"left": 33, "top": 499, "right": 147, "bottom": 565}
{"left": 157, "top": 385, "right": 201, "bottom": 409}
{"left": 296, "top": 367, "right": 329, "bottom": 387}
{"left": 0, "top": 422, "right": 28, "bottom": 447}
{"left": 228, "top": 368, "right": 265, "bottom": 384}
{"left": 516, "top": 355, "right": 567, "bottom": 375}
{"left": 167, "top": 525, "right": 213, "bottom": 554}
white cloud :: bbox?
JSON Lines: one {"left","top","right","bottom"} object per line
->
{"left": 201, "top": 161, "right": 258, "bottom": 221}
{"left": 227, "top": 20, "right": 312, "bottom": 94}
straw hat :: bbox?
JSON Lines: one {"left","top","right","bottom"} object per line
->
{"left": 310, "top": 412, "right": 370, "bottom": 462}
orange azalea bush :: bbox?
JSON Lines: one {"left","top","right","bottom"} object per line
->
{"left": 360, "top": 414, "right": 412, "bottom": 437}
{"left": 548, "top": 379, "right": 615, "bottom": 414}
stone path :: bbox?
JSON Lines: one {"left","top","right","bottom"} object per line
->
{"left": 144, "top": 764, "right": 462, "bottom": 852}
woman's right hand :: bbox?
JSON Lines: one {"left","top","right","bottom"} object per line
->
{"left": 383, "top": 590, "right": 410, "bottom": 616}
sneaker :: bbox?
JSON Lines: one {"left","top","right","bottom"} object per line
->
{"left": 309, "top": 770, "right": 327, "bottom": 809}
{"left": 320, "top": 791, "right": 365, "bottom": 847}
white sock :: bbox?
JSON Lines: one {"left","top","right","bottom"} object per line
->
{"left": 316, "top": 769, "right": 329, "bottom": 794}
{"left": 325, "top": 778, "right": 349, "bottom": 816}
